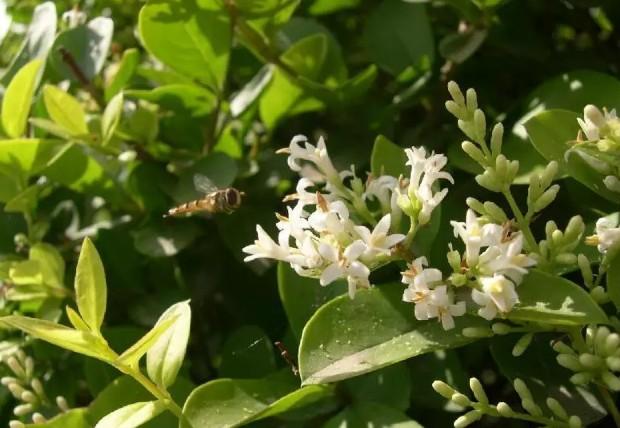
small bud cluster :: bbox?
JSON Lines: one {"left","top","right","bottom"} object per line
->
{"left": 574, "top": 105, "right": 620, "bottom": 193}
{"left": 2, "top": 350, "right": 69, "bottom": 427}
{"left": 433, "top": 376, "right": 582, "bottom": 428}
{"left": 526, "top": 161, "right": 560, "bottom": 219}
{"left": 243, "top": 135, "right": 452, "bottom": 298}
{"left": 555, "top": 325, "right": 620, "bottom": 391}
{"left": 537, "top": 216, "right": 585, "bottom": 268}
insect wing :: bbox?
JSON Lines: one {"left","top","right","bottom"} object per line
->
{"left": 193, "top": 174, "right": 219, "bottom": 195}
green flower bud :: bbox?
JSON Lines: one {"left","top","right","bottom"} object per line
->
{"left": 490, "top": 123, "right": 504, "bottom": 158}
{"left": 462, "top": 141, "right": 486, "bottom": 165}
{"left": 445, "top": 100, "right": 463, "bottom": 118}
{"left": 568, "top": 415, "right": 583, "bottom": 428}
{"left": 432, "top": 380, "right": 457, "bottom": 399}
{"left": 469, "top": 377, "right": 488, "bottom": 404}
{"left": 590, "top": 286, "right": 609, "bottom": 304}
{"left": 570, "top": 372, "right": 593, "bottom": 385}
{"left": 553, "top": 340, "right": 576, "bottom": 355}
{"left": 492, "top": 322, "right": 512, "bottom": 335}
{"left": 483, "top": 201, "right": 508, "bottom": 223}
{"left": 546, "top": 397, "right": 568, "bottom": 420}
{"left": 474, "top": 109, "right": 486, "bottom": 142}
{"left": 495, "top": 155, "right": 508, "bottom": 180}
{"left": 450, "top": 273, "right": 467, "bottom": 287}
{"left": 8, "top": 383, "right": 25, "bottom": 399}
{"left": 513, "top": 378, "right": 532, "bottom": 401}
{"left": 533, "top": 184, "right": 559, "bottom": 213}
{"left": 512, "top": 333, "right": 533, "bottom": 357}
{"left": 578, "top": 254, "right": 593, "bottom": 288}
{"left": 557, "top": 354, "right": 583, "bottom": 372}
{"left": 606, "top": 356, "right": 620, "bottom": 371}
{"left": 462, "top": 327, "right": 493, "bottom": 338}
{"left": 466, "top": 88, "right": 478, "bottom": 111}
{"left": 13, "top": 404, "right": 33, "bottom": 417}
{"left": 496, "top": 402, "right": 513, "bottom": 416}
{"left": 396, "top": 193, "right": 417, "bottom": 218}
{"left": 20, "top": 391, "right": 36, "bottom": 404}
{"left": 522, "top": 398, "right": 543, "bottom": 417}
{"left": 448, "top": 81, "right": 465, "bottom": 106}
{"left": 565, "top": 216, "right": 585, "bottom": 242}
{"left": 31, "top": 413, "right": 46, "bottom": 424}
{"left": 458, "top": 120, "right": 477, "bottom": 142}
{"left": 466, "top": 197, "right": 485, "bottom": 214}
{"left": 595, "top": 326, "right": 611, "bottom": 354}
{"left": 541, "top": 161, "right": 559, "bottom": 188}
{"left": 551, "top": 229, "right": 564, "bottom": 245}
{"left": 555, "top": 253, "right": 577, "bottom": 265}
{"left": 578, "top": 353, "right": 603, "bottom": 369}
{"left": 602, "top": 371, "right": 620, "bottom": 391}
{"left": 454, "top": 410, "right": 482, "bottom": 428}
{"left": 605, "top": 334, "right": 620, "bottom": 356}
{"left": 545, "top": 220, "right": 558, "bottom": 237}
{"left": 447, "top": 250, "right": 462, "bottom": 272}
{"left": 451, "top": 392, "right": 471, "bottom": 407}
{"left": 475, "top": 170, "right": 502, "bottom": 192}
{"left": 9, "top": 420, "right": 26, "bottom": 428}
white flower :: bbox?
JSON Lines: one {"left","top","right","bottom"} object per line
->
{"left": 284, "top": 135, "right": 339, "bottom": 182}
{"left": 471, "top": 274, "right": 519, "bottom": 320}
{"left": 308, "top": 199, "right": 351, "bottom": 236}
{"left": 404, "top": 284, "right": 465, "bottom": 330}
{"left": 243, "top": 225, "right": 291, "bottom": 262}
{"left": 589, "top": 217, "right": 620, "bottom": 254}
{"left": 276, "top": 203, "right": 309, "bottom": 246}
{"left": 577, "top": 105, "right": 618, "bottom": 141}
{"left": 404, "top": 147, "right": 454, "bottom": 225}
{"left": 289, "top": 234, "right": 324, "bottom": 275}
{"left": 401, "top": 256, "right": 442, "bottom": 289}
{"left": 354, "top": 214, "right": 405, "bottom": 258}
{"left": 319, "top": 240, "right": 370, "bottom": 298}
{"left": 451, "top": 210, "right": 503, "bottom": 267}
{"left": 364, "top": 175, "right": 398, "bottom": 211}
{"left": 478, "top": 233, "right": 536, "bottom": 284}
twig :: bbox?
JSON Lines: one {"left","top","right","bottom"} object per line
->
{"left": 57, "top": 46, "right": 103, "bottom": 107}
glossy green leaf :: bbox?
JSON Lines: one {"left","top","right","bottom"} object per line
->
{"left": 146, "top": 301, "right": 191, "bottom": 388}
{"left": 67, "top": 306, "right": 90, "bottom": 331}
{"left": 230, "top": 65, "right": 274, "bottom": 118}
{"left": 0, "top": 138, "right": 60, "bottom": 175}
{"left": 491, "top": 334, "right": 606, "bottom": 425}
{"left": 508, "top": 269, "right": 607, "bottom": 325}
{"left": 118, "top": 315, "right": 177, "bottom": 370}
{"left": 133, "top": 222, "right": 202, "bottom": 258}
{"left": 181, "top": 371, "right": 332, "bottom": 428}
{"left": 439, "top": 28, "right": 487, "bottom": 64}
{"left": 299, "top": 283, "right": 487, "bottom": 384}
{"left": 29, "top": 242, "right": 65, "bottom": 288}
{"left": 0, "top": 315, "right": 111, "bottom": 360}
{"left": 324, "top": 402, "right": 422, "bottom": 428}
{"left": 26, "top": 408, "right": 91, "bottom": 428}
{"left": 363, "top": 0, "right": 434, "bottom": 76}
{"left": 101, "top": 92, "right": 124, "bottom": 145}
{"left": 608, "top": 251, "right": 620, "bottom": 311}
{"left": 0, "top": 2, "right": 56, "bottom": 86}
{"left": 2, "top": 59, "right": 43, "bottom": 138}
{"left": 105, "top": 48, "right": 140, "bottom": 101}
{"left": 95, "top": 400, "right": 166, "bottom": 428}
{"left": 343, "top": 363, "right": 411, "bottom": 411}
{"left": 42, "top": 84, "right": 88, "bottom": 136}
{"left": 278, "top": 263, "right": 347, "bottom": 340}
{"left": 4, "top": 184, "right": 40, "bottom": 214}
{"left": 50, "top": 17, "right": 114, "bottom": 81}
{"left": 370, "top": 135, "right": 407, "bottom": 177}
{"left": 218, "top": 325, "right": 276, "bottom": 378}
{"left": 75, "top": 237, "right": 107, "bottom": 334}
{"left": 138, "top": 0, "right": 231, "bottom": 91}
{"left": 126, "top": 84, "right": 216, "bottom": 117}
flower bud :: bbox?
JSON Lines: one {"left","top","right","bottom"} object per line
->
{"left": 475, "top": 170, "right": 502, "bottom": 192}
{"left": 570, "top": 372, "right": 593, "bottom": 385}
{"left": 466, "top": 88, "right": 478, "bottom": 111}
{"left": 13, "top": 404, "right": 33, "bottom": 416}
{"left": 590, "top": 286, "right": 609, "bottom": 304}
{"left": 605, "top": 334, "right": 620, "bottom": 356}
{"left": 603, "top": 371, "right": 620, "bottom": 391}
{"left": 555, "top": 253, "right": 577, "bottom": 265}
{"left": 522, "top": 398, "right": 543, "bottom": 417}
{"left": 551, "top": 229, "right": 564, "bottom": 245}
{"left": 9, "top": 421, "right": 25, "bottom": 428}
{"left": 483, "top": 201, "right": 508, "bottom": 223}
{"left": 546, "top": 397, "right": 568, "bottom": 420}
{"left": 513, "top": 378, "right": 532, "bottom": 401}
{"left": 8, "top": 383, "right": 25, "bottom": 399}
{"left": 458, "top": 120, "right": 477, "bottom": 142}
{"left": 462, "top": 141, "right": 486, "bottom": 165}
{"left": 447, "top": 250, "right": 462, "bottom": 272}
{"left": 490, "top": 123, "right": 504, "bottom": 158}
{"left": 473, "top": 109, "right": 486, "bottom": 142}
{"left": 553, "top": 340, "right": 575, "bottom": 355}
{"left": 512, "top": 333, "right": 533, "bottom": 357}
{"left": 454, "top": 410, "right": 482, "bottom": 428}
{"left": 56, "top": 396, "right": 70, "bottom": 412}
{"left": 451, "top": 392, "right": 471, "bottom": 407}
{"left": 492, "top": 322, "right": 511, "bottom": 335}
{"left": 449, "top": 273, "right": 467, "bottom": 287}
{"left": 595, "top": 326, "right": 610, "bottom": 354}
{"left": 30, "top": 379, "right": 44, "bottom": 396}
{"left": 533, "top": 184, "right": 559, "bottom": 213}
{"left": 462, "top": 327, "right": 493, "bottom": 338}
{"left": 496, "top": 402, "right": 513, "bottom": 416}
{"left": 469, "top": 378, "right": 488, "bottom": 404}
{"left": 495, "top": 155, "right": 508, "bottom": 180}
{"left": 578, "top": 254, "right": 593, "bottom": 288}
{"left": 20, "top": 391, "right": 37, "bottom": 404}
{"left": 557, "top": 354, "right": 583, "bottom": 371}
{"left": 604, "top": 175, "right": 620, "bottom": 192}
{"left": 445, "top": 100, "right": 463, "bottom": 118}
{"left": 584, "top": 104, "right": 605, "bottom": 127}
{"left": 541, "top": 161, "right": 558, "bottom": 187}
{"left": 448, "top": 81, "right": 465, "bottom": 106}
{"left": 432, "top": 380, "right": 456, "bottom": 399}
{"left": 568, "top": 415, "right": 583, "bottom": 428}
{"left": 606, "top": 356, "right": 620, "bottom": 371}
{"left": 579, "top": 353, "right": 602, "bottom": 369}
{"left": 7, "top": 357, "right": 25, "bottom": 378}
{"left": 32, "top": 413, "right": 46, "bottom": 424}
{"left": 466, "top": 197, "right": 485, "bottom": 214}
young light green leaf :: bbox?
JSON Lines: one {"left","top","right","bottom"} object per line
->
{"left": 0, "top": 315, "right": 113, "bottom": 360}
{"left": 117, "top": 315, "right": 178, "bottom": 370}
{"left": 101, "top": 92, "right": 124, "bottom": 145}
{"left": 29, "top": 242, "right": 65, "bottom": 288}
{"left": 94, "top": 400, "right": 165, "bottom": 428}
{"left": 1, "top": 59, "right": 43, "bottom": 138}
{"left": 147, "top": 301, "right": 191, "bottom": 388}
{"left": 66, "top": 306, "right": 90, "bottom": 332}
{"left": 75, "top": 237, "right": 107, "bottom": 335}
{"left": 105, "top": 48, "right": 140, "bottom": 101}
{"left": 508, "top": 269, "right": 608, "bottom": 325}
{"left": 42, "top": 84, "right": 89, "bottom": 136}
{"left": 298, "top": 283, "right": 487, "bottom": 385}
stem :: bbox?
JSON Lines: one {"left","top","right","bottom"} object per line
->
{"left": 473, "top": 403, "right": 568, "bottom": 427}
{"left": 502, "top": 189, "right": 538, "bottom": 253}
{"left": 57, "top": 46, "right": 103, "bottom": 107}
{"left": 598, "top": 385, "right": 620, "bottom": 428}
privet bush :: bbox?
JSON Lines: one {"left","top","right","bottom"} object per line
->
{"left": 0, "top": 1, "right": 619, "bottom": 427}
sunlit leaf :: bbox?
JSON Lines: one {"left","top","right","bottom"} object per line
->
{"left": 94, "top": 400, "right": 166, "bottom": 428}
{"left": 75, "top": 237, "right": 107, "bottom": 334}
{"left": 2, "top": 59, "right": 43, "bottom": 138}
{"left": 42, "top": 84, "right": 88, "bottom": 136}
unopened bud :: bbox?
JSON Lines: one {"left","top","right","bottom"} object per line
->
{"left": 570, "top": 372, "right": 593, "bottom": 385}
{"left": 591, "top": 286, "right": 609, "bottom": 304}
{"left": 462, "top": 327, "right": 493, "bottom": 338}
{"left": 24, "top": 357, "right": 34, "bottom": 379}
{"left": 56, "top": 396, "right": 69, "bottom": 412}
{"left": 595, "top": 326, "right": 611, "bottom": 354}
{"left": 475, "top": 170, "right": 502, "bottom": 192}
{"left": 512, "top": 333, "right": 533, "bottom": 357}
{"left": 553, "top": 341, "right": 575, "bottom": 355}
{"left": 557, "top": 354, "right": 583, "bottom": 371}
{"left": 31, "top": 413, "right": 46, "bottom": 424}
{"left": 490, "top": 123, "right": 504, "bottom": 158}
{"left": 30, "top": 379, "right": 44, "bottom": 396}
{"left": 462, "top": 141, "right": 486, "bottom": 165}
{"left": 454, "top": 410, "right": 482, "bottom": 428}
{"left": 565, "top": 215, "right": 585, "bottom": 242}
{"left": 555, "top": 253, "right": 577, "bottom": 265}
{"left": 20, "top": 391, "right": 37, "bottom": 403}
{"left": 496, "top": 402, "right": 513, "bottom": 416}
{"left": 8, "top": 383, "right": 25, "bottom": 399}
{"left": 568, "top": 415, "right": 582, "bottom": 428}
{"left": 445, "top": 100, "right": 463, "bottom": 118}
{"left": 522, "top": 398, "right": 543, "bottom": 417}
{"left": 469, "top": 378, "right": 487, "bottom": 404}
{"left": 447, "top": 250, "right": 462, "bottom": 272}
{"left": 466, "top": 88, "right": 478, "bottom": 111}
{"left": 513, "top": 378, "right": 532, "bottom": 401}
{"left": 606, "top": 357, "right": 620, "bottom": 371}
{"left": 432, "top": 380, "right": 456, "bottom": 399}
{"left": 447, "top": 81, "right": 465, "bottom": 106}
{"left": 533, "top": 185, "right": 559, "bottom": 213}
{"left": 541, "top": 161, "right": 558, "bottom": 186}
{"left": 7, "top": 357, "right": 25, "bottom": 378}
{"left": 492, "top": 322, "right": 512, "bottom": 335}
{"left": 118, "top": 150, "right": 137, "bottom": 163}
{"left": 1, "top": 376, "right": 17, "bottom": 386}
{"left": 9, "top": 421, "right": 25, "bottom": 428}
{"left": 473, "top": 109, "right": 486, "bottom": 142}
{"left": 483, "top": 201, "right": 508, "bottom": 223}
{"left": 578, "top": 254, "right": 593, "bottom": 287}
{"left": 13, "top": 404, "right": 33, "bottom": 416}
{"left": 606, "top": 334, "right": 620, "bottom": 356}
{"left": 451, "top": 392, "right": 471, "bottom": 407}
{"left": 602, "top": 371, "right": 620, "bottom": 391}
{"left": 466, "top": 197, "right": 485, "bottom": 214}
{"left": 546, "top": 397, "right": 568, "bottom": 420}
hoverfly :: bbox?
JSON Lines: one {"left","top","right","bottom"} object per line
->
{"left": 164, "top": 174, "right": 244, "bottom": 217}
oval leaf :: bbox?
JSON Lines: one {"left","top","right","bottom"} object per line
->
{"left": 298, "top": 282, "right": 487, "bottom": 384}
{"left": 2, "top": 59, "right": 43, "bottom": 138}
{"left": 75, "top": 237, "right": 107, "bottom": 334}
{"left": 147, "top": 301, "right": 191, "bottom": 388}
{"left": 95, "top": 400, "right": 165, "bottom": 428}
{"left": 43, "top": 84, "right": 88, "bottom": 136}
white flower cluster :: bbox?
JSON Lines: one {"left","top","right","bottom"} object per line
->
{"left": 401, "top": 210, "right": 536, "bottom": 329}
{"left": 243, "top": 135, "right": 452, "bottom": 298}
{"left": 587, "top": 216, "right": 620, "bottom": 254}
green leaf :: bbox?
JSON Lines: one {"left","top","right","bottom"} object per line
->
{"left": 42, "top": 85, "right": 88, "bottom": 136}
{"left": 439, "top": 28, "right": 487, "bottom": 64}
{"left": 370, "top": 135, "right": 407, "bottom": 177}
{"left": 0, "top": 315, "right": 112, "bottom": 360}
{"left": 66, "top": 306, "right": 90, "bottom": 331}
{"left": 146, "top": 301, "right": 191, "bottom": 388}
{"left": 105, "top": 48, "right": 140, "bottom": 101}
{"left": 2, "top": 59, "right": 44, "bottom": 138}
{"left": 26, "top": 408, "right": 91, "bottom": 428}
{"left": 363, "top": 0, "right": 434, "bottom": 76}
{"left": 181, "top": 371, "right": 331, "bottom": 428}
{"left": 4, "top": 184, "right": 40, "bottom": 214}
{"left": 138, "top": 0, "right": 231, "bottom": 91}
{"left": 50, "top": 17, "right": 114, "bottom": 81}
{"left": 491, "top": 334, "right": 606, "bottom": 425}
{"left": 218, "top": 325, "right": 276, "bottom": 378}
{"left": 95, "top": 401, "right": 166, "bottom": 428}
{"left": 118, "top": 315, "right": 178, "bottom": 370}
{"left": 0, "top": 139, "right": 60, "bottom": 175}
{"left": 298, "top": 283, "right": 487, "bottom": 384}
{"left": 508, "top": 269, "right": 608, "bottom": 325}
{"left": 323, "top": 402, "right": 422, "bottom": 428}
{"left": 75, "top": 237, "right": 107, "bottom": 334}
{"left": 126, "top": 84, "right": 216, "bottom": 117}
{"left": 29, "top": 242, "right": 65, "bottom": 288}
{"left": 101, "top": 92, "right": 124, "bottom": 145}
{"left": 0, "top": 2, "right": 56, "bottom": 86}
{"left": 133, "top": 222, "right": 202, "bottom": 258}
{"left": 343, "top": 363, "right": 411, "bottom": 411}
{"left": 308, "top": 0, "right": 359, "bottom": 15}
{"left": 230, "top": 65, "right": 274, "bottom": 118}
{"left": 608, "top": 251, "right": 620, "bottom": 311}
{"left": 278, "top": 263, "right": 347, "bottom": 340}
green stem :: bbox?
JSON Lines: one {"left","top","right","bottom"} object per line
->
{"left": 598, "top": 385, "right": 620, "bottom": 428}
{"left": 502, "top": 189, "right": 538, "bottom": 253}
{"left": 474, "top": 403, "right": 569, "bottom": 427}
